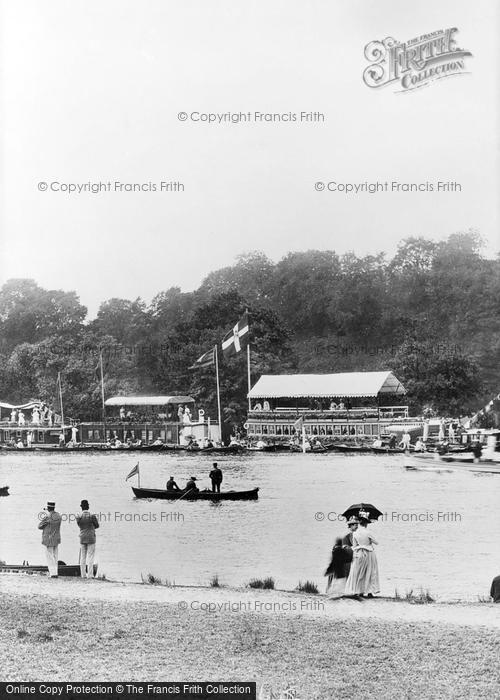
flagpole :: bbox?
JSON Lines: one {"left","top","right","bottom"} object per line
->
{"left": 100, "top": 350, "right": 107, "bottom": 440}
{"left": 138, "top": 462, "right": 141, "bottom": 488}
{"left": 58, "top": 372, "right": 65, "bottom": 434}
{"left": 247, "top": 343, "right": 251, "bottom": 411}
{"left": 215, "top": 345, "right": 222, "bottom": 443}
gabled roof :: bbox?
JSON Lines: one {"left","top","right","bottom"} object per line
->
{"left": 248, "top": 372, "right": 405, "bottom": 399}
{"left": 105, "top": 396, "right": 194, "bottom": 407}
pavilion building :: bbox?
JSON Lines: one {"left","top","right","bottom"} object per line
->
{"left": 246, "top": 371, "right": 422, "bottom": 439}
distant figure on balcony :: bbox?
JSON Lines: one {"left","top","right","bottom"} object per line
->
{"left": 253, "top": 403, "right": 262, "bottom": 411}
{"left": 18, "top": 410, "right": 25, "bottom": 426}
{"left": 183, "top": 407, "right": 192, "bottom": 424}
{"left": 338, "top": 401, "right": 345, "bottom": 410}
{"left": 10, "top": 409, "right": 17, "bottom": 424}
{"left": 329, "top": 401, "right": 338, "bottom": 410}
{"left": 32, "top": 407, "right": 40, "bottom": 425}
{"left": 119, "top": 407, "right": 126, "bottom": 421}
{"left": 263, "top": 401, "right": 270, "bottom": 411}
{"left": 177, "top": 405, "right": 184, "bottom": 422}
{"left": 47, "top": 408, "right": 54, "bottom": 426}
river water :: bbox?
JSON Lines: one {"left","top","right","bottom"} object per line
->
{"left": 0, "top": 451, "right": 498, "bottom": 601}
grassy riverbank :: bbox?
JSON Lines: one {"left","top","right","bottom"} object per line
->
{"left": 1, "top": 577, "right": 499, "bottom": 698}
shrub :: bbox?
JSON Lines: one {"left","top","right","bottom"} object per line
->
{"left": 296, "top": 581, "right": 319, "bottom": 594}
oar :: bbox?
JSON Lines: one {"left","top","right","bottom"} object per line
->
{"left": 174, "top": 486, "right": 196, "bottom": 503}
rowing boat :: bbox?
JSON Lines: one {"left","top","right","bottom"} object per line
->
{"left": 132, "top": 486, "right": 259, "bottom": 500}
{"left": 0, "top": 562, "right": 98, "bottom": 576}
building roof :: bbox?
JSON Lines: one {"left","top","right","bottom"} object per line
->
{"left": 105, "top": 395, "right": 194, "bottom": 407}
{"left": 248, "top": 372, "right": 405, "bottom": 399}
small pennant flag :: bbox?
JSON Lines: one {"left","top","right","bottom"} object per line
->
{"left": 189, "top": 347, "right": 215, "bottom": 370}
{"left": 222, "top": 313, "right": 249, "bottom": 357}
{"left": 126, "top": 463, "right": 139, "bottom": 481}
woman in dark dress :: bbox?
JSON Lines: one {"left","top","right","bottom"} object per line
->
{"left": 324, "top": 537, "right": 349, "bottom": 597}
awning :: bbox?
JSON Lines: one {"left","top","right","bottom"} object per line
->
{"left": 105, "top": 396, "right": 194, "bottom": 407}
{"left": 0, "top": 400, "right": 43, "bottom": 410}
{"left": 248, "top": 372, "right": 406, "bottom": 399}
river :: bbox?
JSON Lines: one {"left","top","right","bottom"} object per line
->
{"left": 0, "top": 451, "right": 498, "bottom": 601}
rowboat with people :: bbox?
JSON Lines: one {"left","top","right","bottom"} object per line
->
{"left": 132, "top": 486, "right": 259, "bottom": 500}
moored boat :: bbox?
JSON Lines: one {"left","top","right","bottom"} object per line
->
{"left": 404, "top": 453, "right": 500, "bottom": 474}
{"left": 0, "top": 485, "right": 9, "bottom": 496}
{"left": 0, "top": 562, "right": 98, "bottom": 576}
{"left": 132, "top": 486, "right": 259, "bottom": 500}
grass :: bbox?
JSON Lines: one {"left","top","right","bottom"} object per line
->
{"left": 247, "top": 577, "right": 275, "bottom": 590}
{"left": 141, "top": 573, "right": 175, "bottom": 587}
{"left": 296, "top": 581, "right": 319, "bottom": 594}
{"left": 394, "top": 588, "right": 435, "bottom": 604}
{"left": 1, "top": 591, "right": 499, "bottom": 698}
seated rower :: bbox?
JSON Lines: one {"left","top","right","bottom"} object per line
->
{"left": 166, "top": 476, "right": 180, "bottom": 491}
{"left": 151, "top": 437, "right": 164, "bottom": 446}
{"left": 372, "top": 438, "right": 383, "bottom": 448}
{"left": 185, "top": 476, "right": 199, "bottom": 492}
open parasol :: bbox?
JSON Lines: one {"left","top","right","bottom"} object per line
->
{"left": 342, "top": 503, "right": 383, "bottom": 521}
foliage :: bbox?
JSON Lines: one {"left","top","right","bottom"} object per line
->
{"left": 0, "top": 232, "right": 498, "bottom": 427}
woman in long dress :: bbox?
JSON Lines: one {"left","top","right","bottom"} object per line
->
{"left": 344, "top": 515, "right": 380, "bottom": 597}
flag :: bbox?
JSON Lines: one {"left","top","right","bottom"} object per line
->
{"left": 222, "top": 313, "right": 249, "bottom": 357}
{"left": 293, "top": 416, "right": 304, "bottom": 432}
{"left": 189, "top": 347, "right": 215, "bottom": 370}
{"left": 126, "top": 463, "right": 139, "bottom": 481}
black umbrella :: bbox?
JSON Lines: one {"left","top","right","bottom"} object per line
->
{"left": 342, "top": 503, "right": 383, "bottom": 521}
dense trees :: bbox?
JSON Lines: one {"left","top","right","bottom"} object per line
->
{"left": 0, "top": 232, "right": 498, "bottom": 430}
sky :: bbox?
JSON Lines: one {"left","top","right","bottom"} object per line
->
{"left": 1, "top": 0, "right": 499, "bottom": 318}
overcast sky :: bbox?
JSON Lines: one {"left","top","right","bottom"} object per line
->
{"left": 1, "top": 0, "right": 498, "bottom": 317}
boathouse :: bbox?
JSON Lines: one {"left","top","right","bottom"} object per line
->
{"left": 79, "top": 395, "right": 220, "bottom": 446}
{"left": 246, "top": 371, "right": 421, "bottom": 438}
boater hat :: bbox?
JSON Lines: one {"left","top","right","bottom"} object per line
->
{"left": 347, "top": 516, "right": 359, "bottom": 525}
{"left": 190, "top": 476, "right": 198, "bottom": 480}
{"left": 46, "top": 501, "right": 55, "bottom": 509}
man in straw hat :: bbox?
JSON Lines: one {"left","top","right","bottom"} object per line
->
{"left": 38, "top": 501, "right": 62, "bottom": 578}
{"left": 76, "top": 500, "right": 100, "bottom": 579}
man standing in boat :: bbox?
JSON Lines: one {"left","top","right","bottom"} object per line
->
{"left": 38, "top": 501, "right": 62, "bottom": 578}
{"left": 76, "top": 499, "right": 100, "bottom": 579}
{"left": 209, "top": 463, "right": 223, "bottom": 493}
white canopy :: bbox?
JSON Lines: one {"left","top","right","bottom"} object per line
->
{"left": 105, "top": 395, "right": 194, "bottom": 407}
{"left": 248, "top": 372, "right": 405, "bottom": 399}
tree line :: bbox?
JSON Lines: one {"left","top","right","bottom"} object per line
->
{"left": 1, "top": 231, "right": 498, "bottom": 432}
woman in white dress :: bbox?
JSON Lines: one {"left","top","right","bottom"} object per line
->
{"left": 344, "top": 513, "right": 380, "bottom": 598}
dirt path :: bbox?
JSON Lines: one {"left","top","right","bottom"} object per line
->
{"left": 1, "top": 573, "right": 499, "bottom": 628}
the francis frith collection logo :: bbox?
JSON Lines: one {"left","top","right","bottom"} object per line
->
{"left": 363, "top": 28, "right": 472, "bottom": 91}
